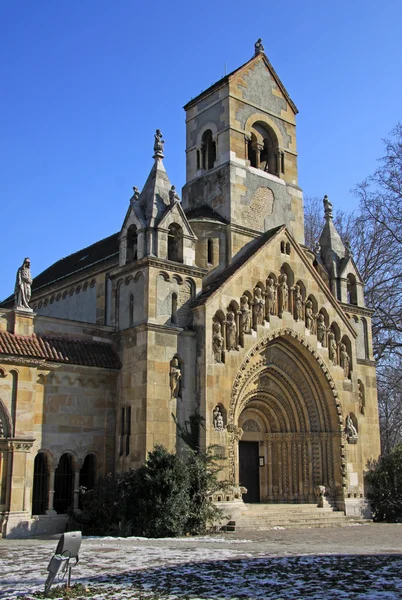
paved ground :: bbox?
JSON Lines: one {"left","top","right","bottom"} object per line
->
{"left": 0, "top": 523, "right": 401, "bottom": 599}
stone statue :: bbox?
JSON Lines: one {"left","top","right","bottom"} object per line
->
{"left": 226, "top": 310, "right": 237, "bottom": 351}
{"left": 266, "top": 276, "right": 276, "bottom": 317}
{"left": 345, "top": 414, "right": 358, "bottom": 441}
{"left": 132, "top": 186, "right": 140, "bottom": 202}
{"left": 14, "top": 258, "right": 33, "bottom": 311}
{"left": 317, "top": 314, "right": 326, "bottom": 346}
{"left": 240, "top": 295, "right": 252, "bottom": 334}
{"left": 323, "top": 195, "right": 333, "bottom": 220}
{"left": 253, "top": 287, "right": 265, "bottom": 326}
{"left": 169, "top": 357, "right": 181, "bottom": 399}
{"left": 213, "top": 406, "right": 224, "bottom": 431}
{"left": 212, "top": 321, "right": 224, "bottom": 363}
{"left": 278, "top": 274, "right": 289, "bottom": 315}
{"left": 340, "top": 343, "right": 350, "bottom": 379}
{"left": 313, "top": 241, "right": 321, "bottom": 256}
{"left": 169, "top": 185, "right": 180, "bottom": 205}
{"left": 328, "top": 332, "right": 338, "bottom": 366}
{"left": 294, "top": 285, "right": 303, "bottom": 322}
{"left": 153, "top": 129, "right": 164, "bottom": 157}
{"left": 254, "top": 38, "right": 264, "bottom": 55}
{"left": 305, "top": 299, "right": 314, "bottom": 332}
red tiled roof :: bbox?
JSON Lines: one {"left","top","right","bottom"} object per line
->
{"left": 0, "top": 331, "right": 121, "bottom": 369}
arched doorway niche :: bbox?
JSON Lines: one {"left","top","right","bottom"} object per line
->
{"left": 230, "top": 329, "right": 344, "bottom": 506}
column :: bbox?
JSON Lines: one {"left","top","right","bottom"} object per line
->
{"left": 73, "top": 470, "right": 80, "bottom": 509}
{"left": 46, "top": 469, "right": 56, "bottom": 514}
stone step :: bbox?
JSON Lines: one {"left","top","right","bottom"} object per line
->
{"left": 219, "top": 502, "right": 368, "bottom": 531}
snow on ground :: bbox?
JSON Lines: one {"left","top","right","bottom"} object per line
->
{"left": 0, "top": 534, "right": 401, "bottom": 600}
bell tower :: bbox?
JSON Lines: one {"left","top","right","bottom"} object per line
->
{"left": 182, "top": 40, "right": 304, "bottom": 263}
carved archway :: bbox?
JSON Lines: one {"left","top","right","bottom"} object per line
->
{"left": 228, "top": 328, "right": 344, "bottom": 504}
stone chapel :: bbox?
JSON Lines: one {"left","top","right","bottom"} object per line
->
{"left": 0, "top": 41, "right": 380, "bottom": 537}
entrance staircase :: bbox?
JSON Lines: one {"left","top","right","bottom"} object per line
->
{"left": 221, "top": 503, "right": 368, "bottom": 531}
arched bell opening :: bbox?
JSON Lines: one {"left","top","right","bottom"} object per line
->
{"left": 231, "top": 332, "right": 343, "bottom": 506}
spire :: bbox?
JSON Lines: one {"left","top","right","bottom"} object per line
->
{"left": 135, "top": 130, "right": 175, "bottom": 227}
{"left": 318, "top": 195, "right": 347, "bottom": 279}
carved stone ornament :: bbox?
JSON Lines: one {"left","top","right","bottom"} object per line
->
{"left": 169, "top": 185, "right": 180, "bottom": 205}
{"left": 345, "top": 414, "right": 358, "bottom": 443}
{"left": 153, "top": 129, "right": 165, "bottom": 158}
{"left": 131, "top": 186, "right": 140, "bottom": 202}
{"left": 14, "top": 257, "right": 33, "bottom": 311}
{"left": 213, "top": 406, "right": 225, "bottom": 431}
{"left": 323, "top": 195, "right": 333, "bottom": 220}
{"left": 254, "top": 38, "right": 264, "bottom": 55}
{"left": 169, "top": 356, "right": 181, "bottom": 400}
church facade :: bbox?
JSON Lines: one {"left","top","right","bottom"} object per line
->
{"left": 0, "top": 42, "right": 380, "bottom": 537}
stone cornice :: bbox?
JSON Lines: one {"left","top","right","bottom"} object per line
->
{"left": 339, "top": 302, "right": 375, "bottom": 317}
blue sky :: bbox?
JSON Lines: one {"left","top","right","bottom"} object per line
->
{"left": 1, "top": 1, "right": 402, "bottom": 301}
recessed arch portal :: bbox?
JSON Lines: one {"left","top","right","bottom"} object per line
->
{"left": 230, "top": 328, "right": 343, "bottom": 504}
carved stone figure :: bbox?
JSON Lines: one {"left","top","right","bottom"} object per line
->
{"left": 169, "top": 185, "right": 180, "bottom": 205}
{"left": 212, "top": 321, "right": 224, "bottom": 363}
{"left": 317, "top": 314, "right": 326, "bottom": 346}
{"left": 14, "top": 258, "right": 33, "bottom": 311}
{"left": 169, "top": 357, "right": 181, "bottom": 399}
{"left": 266, "top": 276, "right": 276, "bottom": 317}
{"left": 278, "top": 274, "right": 288, "bottom": 314}
{"left": 328, "top": 332, "right": 338, "bottom": 366}
{"left": 345, "top": 414, "right": 358, "bottom": 442}
{"left": 294, "top": 285, "right": 303, "bottom": 322}
{"left": 305, "top": 299, "right": 314, "bottom": 332}
{"left": 132, "top": 186, "right": 140, "bottom": 202}
{"left": 253, "top": 287, "right": 265, "bottom": 326}
{"left": 254, "top": 38, "right": 264, "bottom": 55}
{"left": 313, "top": 241, "right": 321, "bottom": 256}
{"left": 213, "top": 406, "right": 224, "bottom": 431}
{"left": 340, "top": 343, "right": 350, "bottom": 379}
{"left": 226, "top": 310, "right": 237, "bottom": 351}
{"left": 153, "top": 129, "right": 164, "bottom": 157}
{"left": 240, "top": 295, "right": 252, "bottom": 334}
{"left": 323, "top": 195, "right": 333, "bottom": 220}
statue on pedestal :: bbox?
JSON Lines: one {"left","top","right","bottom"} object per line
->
{"left": 14, "top": 258, "right": 33, "bottom": 311}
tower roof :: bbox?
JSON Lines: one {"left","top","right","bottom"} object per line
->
{"left": 318, "top": 195, "right": 347, "bottom": 277}
{"left": 183, "top": 40, "right": 298, "bottom": 114}
{"left": 135, "top": 130, "right": 174, "bottom": 227}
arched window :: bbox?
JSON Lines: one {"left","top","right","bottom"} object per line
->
{"left": 201, "top": 129, "right": 216, "bottom": 170}
{"left": 79, "top": 454, "right": 96, "bottom": 491}
{"left": 126, "top": 225, "right": 138, "bottom": 263}
{"left": 168, "top": 224, "right": 183, "bottom": 262}
{"left": 54, "top": 453, "right": 74, "bottom": 514}
{"left": 207, "top": 239, "right": 214, "bottom": 264}
{"left": 247, "top": 123, "right": 279, "bottom": 176}
{"left": 32, "top": 453, "right": 48, "bottom": 515}
{"left": 347, "top": 274, "right": 358, "bottom": 305}
{"left": 171, "top": 292, "right": 178, "bottom": 324}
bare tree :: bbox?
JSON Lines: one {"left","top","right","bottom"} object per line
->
{"left": 304, "top": 125, "right": 402, "bottom": 451}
